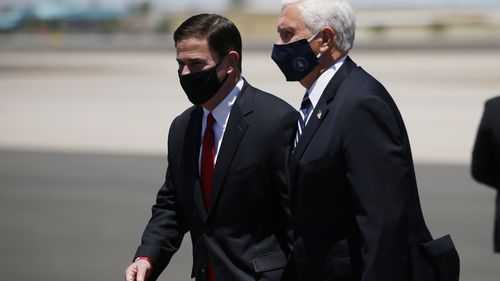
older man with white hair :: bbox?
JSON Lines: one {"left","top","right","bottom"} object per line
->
{"left": 271, "top": 1, "right": 460, "bottom": 281}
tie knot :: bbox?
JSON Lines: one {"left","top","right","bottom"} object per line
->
{"left": 206, "top": 113, "right": 216, "bottom": 127}
{"left": 300, "top": 96, "right": 311, "bottom": 110}
{"left": 300, "top": 91, "right": 311, "bottom": 110}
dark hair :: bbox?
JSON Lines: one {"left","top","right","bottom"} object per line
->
{"left": 174, "top": 14, "right": 242, "bottom": 70}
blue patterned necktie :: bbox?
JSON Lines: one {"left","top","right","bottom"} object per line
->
{"left": 294, "top": 91, "right": 312, "bottom": 148}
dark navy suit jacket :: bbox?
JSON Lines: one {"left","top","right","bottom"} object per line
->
{"left": 284, "top": 57, "right": 458, "bottom": 281}
{"left": 135, "top": 80, "right": 297, "bottom": 281}
{"left": 472, "top": 96, "right": 500, "bottom": 253}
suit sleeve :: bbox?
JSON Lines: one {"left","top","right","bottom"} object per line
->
{"left": 266, "top": 110, "right": 297, "bottom": 253}
{"left": 471, "top": 102, "right": 499, "bottom": 188}
{"left": 134, "top": 117, "right": 187, "bottom": 277}
{"left": 342, "top": 96, "right": 411, "bottom": 281}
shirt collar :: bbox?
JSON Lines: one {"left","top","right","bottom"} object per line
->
{"left": 203, "top": 77, "right": 244, "bottom": 130}
{"left": 307, "top": 55, "right": 347, "bottom": 108}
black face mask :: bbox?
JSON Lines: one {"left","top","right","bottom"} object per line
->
{"left": 271, "top": 32, "right": 320, "bottom": 81}
{"left": 178, "top": 60, "right": 228, "bottom": 105}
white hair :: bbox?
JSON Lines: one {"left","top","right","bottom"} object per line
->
{"left": 281, "top": 0, "right": 356, "bottom": 51}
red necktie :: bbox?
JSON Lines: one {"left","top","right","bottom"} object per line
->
{"left": 200, "top": 113, "right": 216, "bottom": 281}
{"left": 201, "top": 113, "right": 216, "bottom": 209}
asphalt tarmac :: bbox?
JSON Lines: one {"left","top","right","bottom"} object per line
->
{"left": 1, "top": 150, "right": 499, "bottom": 281}
{"left": 1, "top": 49, "right": 500, "bottom": 163}
{"left": 1, "top": 48, "right": 500, "bottom": 280}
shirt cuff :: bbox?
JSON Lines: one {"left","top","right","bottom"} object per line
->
{"left": 135, "top": 256, "right": 153, "bottom": 268}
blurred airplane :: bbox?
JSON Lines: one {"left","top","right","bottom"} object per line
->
{"left": 0, "top": 1, "right": 128, "bottom": 32}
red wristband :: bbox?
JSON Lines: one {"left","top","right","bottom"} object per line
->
{"left": 135, "top": 256, "right": 153, "bottom": 268}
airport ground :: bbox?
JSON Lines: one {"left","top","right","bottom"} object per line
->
{"left": 1, "top": 47, "right": 500, "bottom": 280}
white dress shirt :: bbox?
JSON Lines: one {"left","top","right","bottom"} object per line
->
{"left": 199, "top": 77, "right": 244, "bottom": 172}
{"left": 304, "top": 55, "right": 347, "bottom": 125}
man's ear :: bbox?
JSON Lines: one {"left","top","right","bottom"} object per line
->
{"left": 319, "top": 27, "right": 336, "bottom": 52}
{"left": 226, "top": 50, "right": 240, "bottom": 73}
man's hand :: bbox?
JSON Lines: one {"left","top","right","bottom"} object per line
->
{"left": 125, "top": 259, "right": 152, "bottom": 281}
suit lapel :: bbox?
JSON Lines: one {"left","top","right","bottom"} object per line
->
{"left": 289, "top": 56, "right": 358, "bottom": 188}
{"left": 292, "top": 101, "right": 330, "bottom": 161}
{"left": 183, "top": 106, "right": 208, "bottom": 222}
{"left": 208, "top": 82, "right": 253, "bottom": 216}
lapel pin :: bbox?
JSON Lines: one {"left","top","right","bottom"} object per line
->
{"left": 317, "top": 110, "right": 322, "bottom": 120}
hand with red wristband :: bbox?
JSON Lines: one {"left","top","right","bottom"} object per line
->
{"left": 125, "top": 256, "right": 153, "bottom": 281}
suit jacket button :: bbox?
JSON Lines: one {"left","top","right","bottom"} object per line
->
{"left": 201, "top": 268, "right": 206, "bottom": 273}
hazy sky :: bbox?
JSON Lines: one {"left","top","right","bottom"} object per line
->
{"left": 6, "top": 0, "right": 500, "bottom": 11}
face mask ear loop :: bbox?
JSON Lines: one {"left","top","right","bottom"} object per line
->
{"left": 214, "top": 54, "right": 231, "bottom": 85}
{"left": 213, "top": 56, "right": 225, "bottom": 69}
{"left": 308, "top": 30, "right": 322, "bottom": 59}
{"left": 307, "top": 30, "right": 321, "bottom": 43}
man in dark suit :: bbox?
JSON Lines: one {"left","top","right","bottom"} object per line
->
{"left": 271, "top": 1, "right": 459, "bottom": 280}
{"left": 125, "top": 14, "right": 296, "bottom": 281}
{"left": 472, "top": 96, "right": 500, "bottom": 253}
